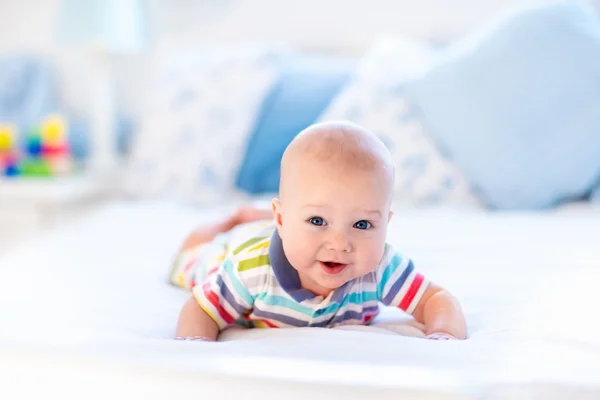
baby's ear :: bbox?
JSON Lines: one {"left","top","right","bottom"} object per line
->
{"left": 271, "top": 198, "right": 283, "bottom": 229}
{"left": 388, "top": 210, "right": 394, "bottom": 223}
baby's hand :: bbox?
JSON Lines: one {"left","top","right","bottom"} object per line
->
{"left": 425, "top": 332, "right": 459, "bottom": 341}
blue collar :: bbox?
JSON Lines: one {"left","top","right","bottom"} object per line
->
{"left": 268, "top": 229, "right": 350, "bottom": 303}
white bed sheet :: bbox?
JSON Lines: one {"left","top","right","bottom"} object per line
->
{"left": 1, "top": 200, "right": 600, "bottom": 399}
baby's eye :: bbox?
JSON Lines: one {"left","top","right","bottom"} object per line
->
{"left": 353, "top": 220, "right": 372, "bottom": 230}
{"left": 309, "top": 217, "right": 326, "bottom": 226}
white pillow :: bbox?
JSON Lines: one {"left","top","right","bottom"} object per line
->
{"left": 318, "top": 36, "right": 482, "bottom": 207}
{"left": 122, "top": 45, "right": 281, "bottom": 205}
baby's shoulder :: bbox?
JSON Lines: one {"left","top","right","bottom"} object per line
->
{"left": 375, "top": 242, "right": 413, "bottom": 272}
{"left": 226, "top": 220, "right": 276, "bottom": 258}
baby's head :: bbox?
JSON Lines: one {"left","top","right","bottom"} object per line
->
{"left": 272, "top": 121, "right": 395, "bottom": 297}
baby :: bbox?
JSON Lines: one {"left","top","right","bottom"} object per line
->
{"left": 170, "top": 121, "right": 467, "bottom": 341}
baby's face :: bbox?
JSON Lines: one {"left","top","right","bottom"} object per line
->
{"left": 273, "top": 162, "right": 392, "bottom": 297}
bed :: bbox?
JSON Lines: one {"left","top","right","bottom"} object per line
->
{"left": 1, "top": 199, "right": 599, "bottom": 399}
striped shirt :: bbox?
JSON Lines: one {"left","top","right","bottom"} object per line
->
{"left": 194, "top": 220, "right": 429, "bottom": 329}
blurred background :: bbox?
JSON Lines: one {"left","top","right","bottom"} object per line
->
{"left": 0, "top": 0, "right": 555, "bottom": 124}
{"left": 1, "top": 0, "right": 600, "bottom": 251}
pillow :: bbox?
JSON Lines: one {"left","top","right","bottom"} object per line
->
{"left": 403, "top": 0, "right": 600, "bottom": 210}
{"left": 591, "top": 186, "right": 600, "bottom": 202}
{"left": 317, "top": 36, "right": 483, "bottom": 207}
{"left": 235, "top": 53, "right": 353, "bottom": 194}
{"left": 122, "top": 45, "right": 281, "bottom": 205}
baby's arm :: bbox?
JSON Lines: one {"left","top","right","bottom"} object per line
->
{"left": 376, "top": 247, "right": 467, "bottom": 340}
{"left": 412, "top": 283, "right": 467, "bottom": 340}
{"left": 176, "top": 296, "right": 219, "bottom": 341}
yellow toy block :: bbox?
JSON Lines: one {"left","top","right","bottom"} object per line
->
{"left": 41, "top": 114, "right": 67, "bottom": 147}
{"left": 0, "top": 124, "right": 16, "bottom": 151}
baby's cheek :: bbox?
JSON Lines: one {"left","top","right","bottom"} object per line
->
{"left": 284, "top": 235, "right": 314, "bottom": 269}
{"left": 354, "top": 251, "right": 379, "bottom": 274}
{"left": 362, "top": 243, "right": 386, "bottom": 272}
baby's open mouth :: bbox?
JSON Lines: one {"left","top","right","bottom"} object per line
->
{"left": 320, "top": 261, "right": 348, "bottom": 274}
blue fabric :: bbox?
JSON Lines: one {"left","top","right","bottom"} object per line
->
{"left": 236, "top": 54, "right": 354, "bottom": 194}
{"left": 403, "top": 0, "right": 600, "bottom": 210}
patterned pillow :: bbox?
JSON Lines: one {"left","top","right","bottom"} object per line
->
{"left": 317, "top": 36, "right": 482, "bottom": 207}
{"left": 122, "top": 45, "right": 282, "bottom": 205}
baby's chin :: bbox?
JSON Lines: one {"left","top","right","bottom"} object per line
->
{"left": 302, "top": 273, "right": 346, "bottom": 294}
{"left": 319, "top": 280, "right": 347, "bottom": 290}
{"left": 316, "top": 272, "right": 356, "bottom": 289}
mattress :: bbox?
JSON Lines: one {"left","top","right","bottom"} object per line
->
{"left": 1, "top": 200, "right": 599, "bottom": 399}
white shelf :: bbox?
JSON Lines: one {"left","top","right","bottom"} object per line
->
{"left": 0, "top": 172, "right": 118, "bottom": 254}
{"left": 0, "top": 172, "right": 116, "bottom": 205}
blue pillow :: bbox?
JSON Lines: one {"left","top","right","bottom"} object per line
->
{"left": 403, "top": 0, "right": 600, "bottom": 210}
{"left": 236, "top": 54, "right": 354, "bottom": 194}
{"left": 591, "top": 185, "right": 600, "bottom": 202}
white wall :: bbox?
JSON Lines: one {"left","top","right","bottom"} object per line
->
{"left": 1, "top": 0, "right": 598, "bottom": 121}
{"left": 153, "top": 0, "right": 552, "bottom": 53}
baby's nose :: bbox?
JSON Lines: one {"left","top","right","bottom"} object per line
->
{"left": 326, "top": 230, "right": 352, "bottom": 252}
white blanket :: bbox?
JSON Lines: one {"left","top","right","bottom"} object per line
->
{"left": 1, "top": 200, "right": 599, "bottom": 399}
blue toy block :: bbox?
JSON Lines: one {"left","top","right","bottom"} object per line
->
{"left": 26, "top": 136, "right": 42, "bottom": 157}
{"left": 5, "top": 164, "right": 19, "bottom": 176}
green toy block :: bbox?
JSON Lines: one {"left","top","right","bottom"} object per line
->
{"left": 19, "top": 158, "right": 53, "bottom": 177}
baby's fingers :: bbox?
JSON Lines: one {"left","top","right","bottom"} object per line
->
{"left": 425, "top": 332, "right": 458, "bottom": 340}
